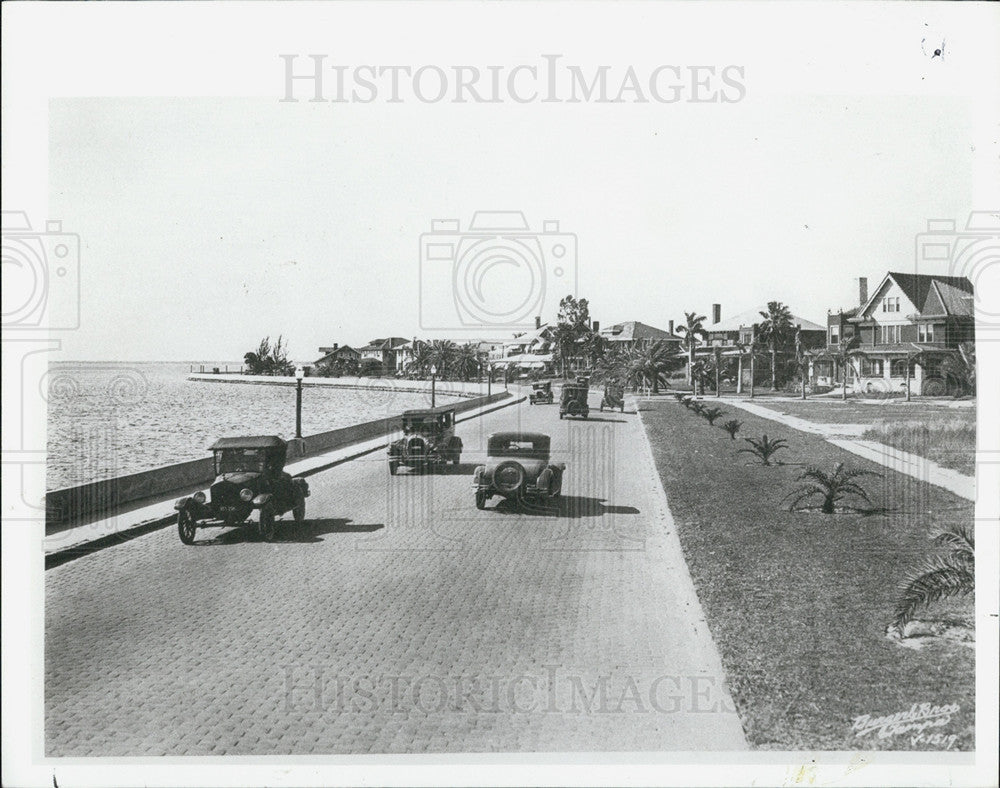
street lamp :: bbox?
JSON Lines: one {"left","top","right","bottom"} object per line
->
{"left": 430, "top": 364, "right": 437, "bottom": 407}
{"left": 294, "top": 366, "right": 304, "bottom": 439}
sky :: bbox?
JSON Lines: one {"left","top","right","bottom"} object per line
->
{"left": 47, "top": 93, "right": 975, "bottom": 361}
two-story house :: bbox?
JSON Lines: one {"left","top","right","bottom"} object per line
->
{"left": 599, "top": 320, "right": 682, "bottom": 351}
{"left": 836, "top": 272, "right": 974, "bottom": 394}
{"left": 357, "top": 337, "right": 411, "bottom": 374}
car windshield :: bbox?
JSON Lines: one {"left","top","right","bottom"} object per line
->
{"left": 216, "top": 448, "right": 267, "bottom": 474}
{"left": 403, "top": 417, "right": 439, "bottom": 433}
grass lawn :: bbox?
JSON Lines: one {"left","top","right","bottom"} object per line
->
{"left": 748, "top": 399, "right": 976, "bottom": 476}
{"left": 752, "top": 399, "right": 976, "bottom": 427}
{"left": 640, "top": 399, "right": 975, "bottom": 750}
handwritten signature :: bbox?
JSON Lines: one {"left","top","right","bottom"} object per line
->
{"left": 852, "top": 702, "right": 959, "bottom": 748}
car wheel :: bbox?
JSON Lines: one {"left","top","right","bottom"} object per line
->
{"left": 177, "top": 510, "right": 197, "bottom": 545}
{"left": 475, "top": 490, "right": 487, "bottom": 510}
{"left": 452, "top": 452, "right": 461, "bottom": 466}
{"left": 620, "top": 403, "right": 624, "bottom": 412}
{"left": 292, "top": 492, "right": 306, "bottom": 523}
{"left": 257, "top": 506, "right": 276, "bottom": 542}
{"left": 389, "top": 461, "right": 398, "bottom": 475}
{"left": 559, "top": 412, "right": 564, "bottom": 420}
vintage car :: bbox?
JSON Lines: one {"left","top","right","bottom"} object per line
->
{"left": 473, "top": 431, "right": 565, "bottom": 509}
{"left": 174, "top": 436, "right": 309, "bottom": 544}
{"left": 388, "top": 405, "right": 463, "bottom": 474}
{"left": 472, "top": 432, "right": 566, "bottom": 509}
{"left": 529, "top": 381, "right": 554, "bottom": 405}
{"left": 559, "top": 381, "right": 590, "bottom": 419}
{"left": 600, "top": 380, "right": 625, "bottom": 412}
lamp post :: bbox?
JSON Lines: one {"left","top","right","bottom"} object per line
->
{"left": 294, "top": 366, "right": 304, "bottom": 439}
{"left": 430, "top": 364, "right": 437, "bottom": 408}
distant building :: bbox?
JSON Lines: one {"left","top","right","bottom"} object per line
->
{"left": 703, "top": 304, "right": 826, "bottom": 349}
{"left": 357, "top": 337, "right": 410, "bottom": 373}
{"left": 314, "top": 344, "right": 360, "bottom": 366}
{"left": 599, "top": 320, "right": 682, "bottom": 350}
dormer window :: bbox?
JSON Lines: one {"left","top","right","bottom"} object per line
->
{"left": 881, "top": 297, "right": 900, "bottom": 313}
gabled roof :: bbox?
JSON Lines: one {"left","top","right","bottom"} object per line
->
{"left": 504, "top": 323, "right": 553, "bottom": 347}
{"left": 858, "top": 272, "right": 973, "bottom": 319}
{"left": 600, "top": 321, "right": 680, "bottom": 342}
{"left": 706, "top": 307, "right": 825, "bottom": 334}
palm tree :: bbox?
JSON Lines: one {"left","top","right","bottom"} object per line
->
{"left": 734, "top": 337, "right": 759, "bottom": 397}
{"left": 452, "top": 343, "right": 481, "bottom": 381}
{"left": 593, "top": 345, "right": 629, "bottom": 385}
{"left": 830, "top": 335, "right": 862, "bottom": 400}
{"left": 676, "top": 312, "right": 707, "bottom": 388}
{"left": 579, "top": 330, "right": 607, "bottom": 371}
{"left": 623, "top": 340, "right": 679, "bottom": 395}
{"left": 757, "top": 301, "right": 794, "bottom": 391}
{"left": 784, "top": 462, "right": 879, "bottom": 513}
{"left": 892, "top": 524, "right": 975, "bottom": 634}
{"left": 408, "top": 339, "right": 457, "bottom": 378}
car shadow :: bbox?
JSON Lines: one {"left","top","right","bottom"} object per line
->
{"left": 489, "top": 496, "right": 640, "bottom": 519}
{"left": 396, "top": 463, "right": 477, "bottom": 476}
{"left": 193, "top": 518, "right": 383, "bottom": 545}
{"left": 575, "top": 416, "right": 627, "bottom": 424}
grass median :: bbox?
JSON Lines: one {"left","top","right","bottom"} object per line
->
{"left": 639, "top": 397, "right": 975, "bottom": 750}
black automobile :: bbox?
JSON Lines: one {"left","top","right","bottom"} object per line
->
{"left": 529, "top": 381, "right": 554, "bottom": 405}
{"left": 473, "top": 431, "right": 565, "bottom": 510}
{"left": 388, "top": 405, "right": 463, "bottom": 475}
{"left": 600, "top": 380, "right": 625, "bottom": 412}
{"left": 174, "top": 436, "right": 309, "bottom": 544}
{"left": 559, "top": 380, "right": 590, "bottom": 419}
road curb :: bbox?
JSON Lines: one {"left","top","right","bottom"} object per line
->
{"left": 45, "top": 394, "right": 527, "bottom": 570}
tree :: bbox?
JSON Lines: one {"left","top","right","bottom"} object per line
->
{"left": 831, "top": 334, "right": 863, "bottom": 400}
{"left": 554, "top": 295, "right": 591, "bottom": 378}
{"left": 784, "top": 462, "right": 879, "bottom": 514}
{"left": 592, "top": 345, "right": 630, "bottom": 385}
{"left": 676, "top": 312, "right": 707, "bottom": 387}
{"left": 757, "top": 302, "right": 794, "bottom": 391}
{"left": 623, "top": 340, "right": 682, "bottom": 395}
{"left": 452, "top": 343, "right": 481, "bottom": 381}
{"left": 243, "top": 335, "right": 293, "bottom": 376}
{"left": 408, "top": 339, "right": 457, "bottom": 378}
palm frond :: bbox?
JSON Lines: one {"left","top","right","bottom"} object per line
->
{"left": 893, "top": 554, "right": 975, "bottom": 629}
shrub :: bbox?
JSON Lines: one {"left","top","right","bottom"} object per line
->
{"left": 722, "top": 419, "right": 742, "bottom": 440}
{"left": 738, "top": 434, "right": 788, "bottom": 466}
{"left": 702, "top": 407, "right": 726, "bottom": 426}
{"left": 690, "top": 401, "right": 706, "bottom": 416}
{"left": 783, "top": 462, "right": 879, "bottom": 514}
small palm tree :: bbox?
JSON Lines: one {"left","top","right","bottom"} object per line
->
{"left": 690, "top": 401, "right": 707, "bottom": 416}
{"left": 681, "top": 396, "right": 695, "bottom": 409}
{"left": 891, "top": 524, "right": 975, "bottom": 634}
{"left": 702, "top": 406, "right": 726, "bottom": 426}
{"left": 722, "top": 419, "right": 742, "bottom": 439}
{"left": 784, "top": 462, "right": 879, "bottom": 514}
{"left": 738, "top": 434, "right": 788, "bottom": 465}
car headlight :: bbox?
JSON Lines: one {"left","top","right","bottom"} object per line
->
{"left": 239, "top": 488, "right": 254, "bottom": 502}
{"left": 193, "top": 491, "right": 207, "bottom": 505}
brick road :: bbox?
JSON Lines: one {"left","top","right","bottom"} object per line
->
{"left": 45, "top": 394, "right": 747, "bottom": 754}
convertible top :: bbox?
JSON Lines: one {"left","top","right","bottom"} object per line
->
{"left": 210, "top": 435, "right": 286, "bottom": 450}
{"left": 401, "top": 404, "right": 458, "bottom": 417}
{"left": 488, "top": 431, "right": 551, "bottom": 446}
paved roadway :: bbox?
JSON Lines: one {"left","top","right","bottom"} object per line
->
{"left": 46, "top": 394, "right": 747, "bottom": 754}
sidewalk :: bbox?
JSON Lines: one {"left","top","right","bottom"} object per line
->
{"left": 722, "top": 398, "right": 975, "bottom": 502}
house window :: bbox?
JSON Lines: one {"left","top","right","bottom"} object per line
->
{"left": 918, "top": 323, "right": 935, "bottom": 343}
{"left": 829, "top": 324, "right": 840, "bottom": 345}
{"left": 879, "top": 325, "right": 901, "bottom": 344}
{"left": 863, "top": 358, "right": 884, "bottom": 377}
{"left": 890, "top": 359, "right": 915, "bottom": 378}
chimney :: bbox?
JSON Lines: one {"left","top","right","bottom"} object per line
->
{"left": 668, "top": 319, "right": 674, "bottom": 334}
{"left": 712, "top": 304, "right": 721, "bottom": 325}
{"left": 592, "top": 320, "right": 600, "bottom": 333}
{"left": 535, "top": 315, "right": 541, "bottom": 330}
{"left": 859, "top": 277, "right": 868, "bottom": 306}
{"left": 332, "top": 343, "right": 338, "bottom": 351}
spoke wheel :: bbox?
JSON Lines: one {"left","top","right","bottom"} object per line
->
{"left": 389, "top": 461, "right": 399, "bottom": 476}
{"left": 177, "top": 510, "right": 197, "bottom": 545}
{"left": 292, "top": 493, "right": 306, "bottom": 523}
{"left": 475, "top": 490, "right": 487, "bottom": 510}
